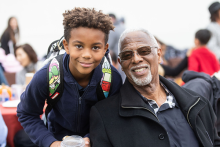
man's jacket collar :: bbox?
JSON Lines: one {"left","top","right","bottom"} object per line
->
{"left": 120, "top": 75, "right": 207, "bottom": 126}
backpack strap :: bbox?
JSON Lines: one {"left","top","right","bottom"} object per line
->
{"left": 96, "top": 83, "right": 105, "bottom": 101}
{"left": 46, "top": 39, "right": 59, "bottom": 57}
{"left": 45, "top": 54, "right": 64, "bottom": 127}
{"left": 97, "top": 56, "right": 112, "bottom": 100}
{"left": 46, "top": 36, "right": 65, "bottom": 58}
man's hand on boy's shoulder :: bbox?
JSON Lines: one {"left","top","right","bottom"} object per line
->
{"left": 50, "top": 141, "right": 61, "bottom": 147}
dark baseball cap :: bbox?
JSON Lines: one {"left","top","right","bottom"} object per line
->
{"left": 209, "top": 1, "right": 220, "bottom": 14}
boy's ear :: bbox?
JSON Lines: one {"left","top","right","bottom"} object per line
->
{"left": 63, "top": 39, "right": 69, "bottom": 54}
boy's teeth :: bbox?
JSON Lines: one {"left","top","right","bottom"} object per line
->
{"left": 134, "top": 68, "right": 146, "bottom": 72}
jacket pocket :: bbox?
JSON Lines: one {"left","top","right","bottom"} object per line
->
{"left": 205, "top": 131, "right": 213, "bottom": 145}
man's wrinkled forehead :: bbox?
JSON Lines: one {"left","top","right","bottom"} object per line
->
{"left": 120, "top": 31, "right": 157, "bottom": 51}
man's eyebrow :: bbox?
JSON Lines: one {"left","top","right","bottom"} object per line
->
{"left": 137, "top": 45, "right": 151, "bottom": 49}
{"left": 122, "top": 45, "right": 149, "bottom": 51}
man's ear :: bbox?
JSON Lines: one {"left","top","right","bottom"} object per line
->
{"left": 157, "top": 48, "right": 162, "bottom": 64}
{"left": 118, "top": 58, "right": 123, "bottom": 71}
{"left": 63, "top": 39, "right": 69, "bottom": 54}
{"left": 118, "top": 58, "right": 121, "bottom": 65}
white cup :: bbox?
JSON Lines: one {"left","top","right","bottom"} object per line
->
{"left": 61, "top": 135, "right": 85, "bottom": 147}
{"left": 11, "top": 84, "right": 24, "bottom": 100}
{"left": 25, "top": 73, "right": 34, "bottom": 85}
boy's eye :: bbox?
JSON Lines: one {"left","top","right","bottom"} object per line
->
{"left": 92, "top": 46, "right": 100, "bottom": 50}
{"left": 76, "top": 45, "right": 83, "bottom": 49}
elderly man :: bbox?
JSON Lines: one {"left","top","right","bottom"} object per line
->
{"left": 90, "top": 28, "right": 220, "bottom": 147}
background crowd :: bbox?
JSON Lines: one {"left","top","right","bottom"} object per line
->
{"left": 1, "top": 1, "right": 220, "bottom": 147}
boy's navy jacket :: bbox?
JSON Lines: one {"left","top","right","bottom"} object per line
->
{"left": 17, "top": 53, "right": 122, "bottom": 147}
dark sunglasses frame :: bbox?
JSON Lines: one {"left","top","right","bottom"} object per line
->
{"left": 118, "top": 46, "right": 158, "bottom": 61}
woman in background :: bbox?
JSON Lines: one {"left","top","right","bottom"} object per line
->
{"left": 0, "top": 17, "right": 20, "bottom": 55}
{"left": 15, "top": 44, "right": 38, "bottom": 85}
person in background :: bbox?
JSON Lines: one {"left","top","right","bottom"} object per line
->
{"left": 108, "top": 13, "right": 125, "bottom": 55}
{"left": 0, "top": 110, "right": 8, "bottom": 147}
{"left": 155, "top": 37, "right": 187, "bottom": 86}
{"left": 14, "top": 44, "right": 38, "bottom": 85}
{"left": 155, "top": 37, "right": 168, "bottom": 65}
{"left": 160, "top": 29, "right": 219, "bottom": 77}
{"left": 119, "top": 17, "right": 125, "bottom": 25}
{"left": 189, "top": 29, "right": 219, "bottom": 75}
{"left": 207, "top": 1, "right": 220, "bottom": 61}
{"left": 0, "top": 17, "right": 20, "bottom": 55}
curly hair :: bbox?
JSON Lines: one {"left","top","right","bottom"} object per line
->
{"left": 63, "top": 7, "right": 114, "bottom": 44}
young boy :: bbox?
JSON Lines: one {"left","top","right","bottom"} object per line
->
{"left": 17, "top": 8, "right": 122, "bottom": 147}
{"left": 188, "top": 29, "right": 220, "bottom": 75}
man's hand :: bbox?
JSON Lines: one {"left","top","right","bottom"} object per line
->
{"left": 84, "top": 137, "right": 91, "bottom": 147}
{"left": 50, "top": 141, "right": 61, "bottom": 147}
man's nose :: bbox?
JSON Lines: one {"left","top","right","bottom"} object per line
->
{"left": 131, "top": 51, "right": 143, "bottom": 64}
{"left": 82, "top": 49, "right": 92, "bottom": 59}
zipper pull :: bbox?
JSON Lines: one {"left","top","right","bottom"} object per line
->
{"left": 79, "top": 97, "right": 82, "bottom": 104}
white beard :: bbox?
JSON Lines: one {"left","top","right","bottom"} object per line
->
{"left": 130, "top": 65, "right": 152, "bottom": 86}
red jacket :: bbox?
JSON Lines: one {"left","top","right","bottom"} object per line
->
{"left": 188, "top": 47, "right": 220, "bottom": 75}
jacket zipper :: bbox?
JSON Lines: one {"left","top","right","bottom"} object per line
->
{"left": 76, "top": 85, "right": 89, "bottom": 133}
{"left": 187, "top": 98, "right": 200, "bottom": 128}
{"left": 187, "top": 98, "right": 213, "bottom": 145}
{"left": 121, "top": 106, "right": 159, "bottom": 121}
{"left": 206, "top": 131, "right": 213, "bottom": 145}
{"left": 77, "top": 97, "right": 81, "bottom": 133}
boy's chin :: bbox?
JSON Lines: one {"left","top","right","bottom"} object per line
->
{"left": 78, "top": 68, "right": 94, "bottom": 75}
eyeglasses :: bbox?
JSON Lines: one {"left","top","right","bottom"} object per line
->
{"left": 118, "top": 46, "right": 158, "bottom": 61}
